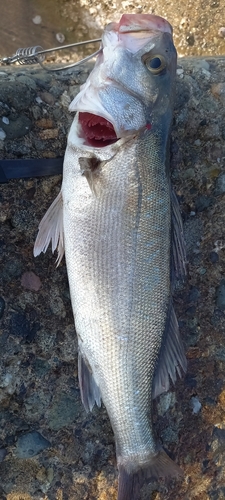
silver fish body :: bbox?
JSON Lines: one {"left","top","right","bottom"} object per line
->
{"left": 34, "top": 13, "right": 186, "bottom": 500}
{"left": 64, "top": 124, "right": 171, "bottom": 460}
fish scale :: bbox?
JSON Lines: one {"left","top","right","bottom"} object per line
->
{"left": 34, "top": 13, "right": 187, "bottom": 500}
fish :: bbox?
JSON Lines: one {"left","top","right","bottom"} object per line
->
{"left": 34, "top": 13, "right": 187, "bottom": 500}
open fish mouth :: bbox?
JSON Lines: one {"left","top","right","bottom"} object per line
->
{"left": 78, "top": 112, "right": 119, "bottom": 148}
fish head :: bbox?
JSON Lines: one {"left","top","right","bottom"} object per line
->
{"left": 69, "top": 14, "right": 177, "bottom": 149}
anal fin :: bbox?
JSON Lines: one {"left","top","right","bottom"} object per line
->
{"left": 152, "top": 302, "right": 187, "bottom": 399}
{"left": 78, "top": 351, "right": 101, "bottom": 412}
{"left": 33, "top": 191, "right": 64, "bottom": 266}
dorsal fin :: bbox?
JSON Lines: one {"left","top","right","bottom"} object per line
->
{"left": 33, "top": 191, "right": 64, "bottom": 266}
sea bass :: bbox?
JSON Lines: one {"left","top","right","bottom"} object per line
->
{"left": 34, "top": 13, "right": 186, "bottom": 500}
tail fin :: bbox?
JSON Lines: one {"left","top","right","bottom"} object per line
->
{"left": 117, "top": 449, "right": 183, "bottom": 500}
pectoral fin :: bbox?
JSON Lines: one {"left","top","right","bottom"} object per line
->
{"left": 79, "top": 156, "right": 105, "bottom": 196}
{"left": 33, "top": 191, "right": 64, "bottom": 266}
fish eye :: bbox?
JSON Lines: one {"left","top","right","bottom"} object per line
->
{"left": 144, "top": 55, "right": 166, "bottom": 74}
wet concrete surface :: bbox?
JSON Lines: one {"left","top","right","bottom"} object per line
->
{"left": 0, "top": 56, "right": 225, "bottom": 498}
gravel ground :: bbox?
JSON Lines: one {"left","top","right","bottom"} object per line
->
{"left": 0, "top": 57, "right": 225, "bottom": 499}
{"left": 1, "top": 0, "right": 225, "bottom": 64}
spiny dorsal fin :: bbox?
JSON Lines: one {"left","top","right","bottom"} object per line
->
{"left": 152, "top": 302, "right": 187, "bottom": 399}
{"left": 33, "top": 191, "right": 64, "bottom": 266}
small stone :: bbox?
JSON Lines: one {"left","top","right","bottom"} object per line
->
{"left": 0, "top": 449, "right": 7, "bottom": 462}
{"left": 16, "top": 75, "right": 37, "bottom": 90}
{"left": 60, "top": 90, "right": 71, "bottom": 108}
{"left": 211, "top": 425, "right": 225, "bottom": 453}
{"left": 209, "top": 488, "right": 225, "bottom": 499}
{"left": 186, "top": 33, "right": 195, "bottom": 46}
{"left": 194, "top": 139, "right": 201, "bottom": 146}
{"left": 2, "top": 117, "right": 9, "bottom": 125}
{"left": 179, "top": 17, "right": 190, "bottom": 30}
{"left": 10, "top": 312, "right": 39, "bottom": 342}
{"left": 40, "top": 91, "right": 55, "bottom": 106}
{"left": 48, "top": 392, "right": 81, "bottom": 430}
{"left": 2, "top": 259, "right": 23, "bottom": 280}
{"left": 32, "top": 105, "right": 42, "bottom": 120}
{"left": 186, "top": 305, "right": 196, "bottom": 316}
{"left": 49, "top": 85, "right": 63, "bottom": 98}
{"left": 46, "top": 467, "right": 54, "bottom": 483}
{"left": 195, "top": 195, "right": 214, "bottom": 212}
{"left": 190, "top": 396, "right": 201, "bottom": 414}
{"left": 57, "top": 324, "right": 77, "bottom": 362}
{"left": 209, "top": 251, "right": 219, "bottom": 263}
{"left": 215, "top": 173, "right": 225, "bottom": 195}
{"left": 10, "top": 313, "right": 30, "bottom": 338}
{"left": 0, "top": 297, "right": 5, "bottom": 319}
{"left": 211, "top": 83, "right": 225, "bottom": 104}
{"left": 188, "top": 286, "right": 200, "bottom": 303}
{"left": 36, "top": 329, "right": 56, "bottom": 353}
{"left": 33, "top": 358, "right": 51, "bottom": 377}
{"left": 176, "top": 68, "right": 184, "bottom": 76}
{"left": 36, "top": 96, "right": 43, "bottom": 104}
{"left": 218, "top": 27, "right": 225, "bottom": 37}
{"left": 157, "top": 392, "right": 176, "bottom": 416}
{"left": 184, "top": 218, "right": 203, "bottom": 257}
{"left": 38, "top": 129, "right": 58, "bottom": 140}
{"left": 56, "top": 33, "right": 65, "bottom": 43}
{"left": 32, "top": 15, "right": 42, "bottom": 24}
{"left": 216, "top": 280, "right": 225, "bottom": 311}
{"left": 185, "top": 373, "right": 197, "bottom": 388}
{"left": 21, "top": 271, "right": 42, "bottom": 292}
{"left": 36, "top": 118, "right": 54, "bottom": 129}
{"left": 181, "top": 167, "right": 195, "bottom": 180}
{"left": 201, "top": 68, "right": 211, "bottom": 79}
{"left": 198, "top": 267, "right": 206, "bottom": 275}
{"left": 15, "top": 431, "right": 50, "bottom": 458}
{"left": 1, "top": 115, "right": 31, "bottom": 140}
{"left": 193, "top": 59, "right": 210, "bottom": 71}
{"left": 0, "top": 128, "right": 6, "bottom": 140}
{"left": 0, "top": 82, "right": 34, "bottom": 111}
{"left": 211, "top": 309, "right": 225, "bottom": 326}
{"left": 161, "top": 426, "right": 179, "bottom": 444}
{"left": 50, "top": 293, "right": 66, "bottom": 318}
{"left": 0, "top": 373, "right": 13, "bottom": 389}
